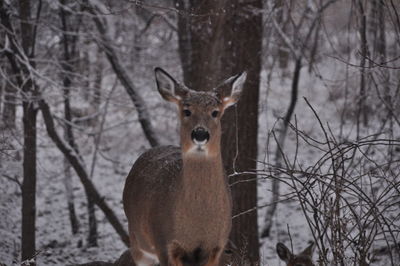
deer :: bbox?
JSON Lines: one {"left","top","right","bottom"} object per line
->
{"left": 276, "top": 242, "right": 315, "bottom": 266}
{"left": 123, "top": 67, "right": 247, "bottom": 266}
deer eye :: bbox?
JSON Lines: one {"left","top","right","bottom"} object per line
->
{"left": 211, "top": 110, "right": 219, "bottom": 118}
{"left": 183, "top": 109, "right": 191, "bottom": 117}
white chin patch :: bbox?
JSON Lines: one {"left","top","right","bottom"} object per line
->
{"left": 194, "top": 139, "right": 207, "bottom": 146}
{"left": 187, "top": 143, "right": 208, "bottom": 155}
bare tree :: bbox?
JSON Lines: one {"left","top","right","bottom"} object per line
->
{"left": 59, "top": 0, "right": 81, "bottom": 236}
{"left": 84, "top": 1, "right": 160, "bottom": 148}
{"left": 356, "top": 0, "right": 370, "bottom": 134}
{"left": 261, "top": 0, "right": 337, "bottom": 238}
{"left": 0, "top": 0, "right": 41, "bottom": 263}
{"left": 59, "top": 0, "right": 98, "bottom": 245}
{"left": 39, "top": 99, "right": 129, "bottom": 246}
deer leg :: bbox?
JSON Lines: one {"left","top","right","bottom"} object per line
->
{"left": 129, "top": 234, "right": 159, "bottom": 266}
{"left": 205, "top": 247, "right": 223, "bottom": 266}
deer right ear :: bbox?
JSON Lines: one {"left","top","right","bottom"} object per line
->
{"left": 155, "top": 67, "right": 189, "bottom": 103}
{"left": 214, "top": 72, "right": 247, "bottom": 110}
{"left": 300, "top": 242, "right": 315, "bottom": 257}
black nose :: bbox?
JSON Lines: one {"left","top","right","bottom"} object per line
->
{"left": 191, "top": 127, "right": 210, "bottom": 143}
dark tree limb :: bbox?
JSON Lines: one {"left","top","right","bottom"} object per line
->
{"left": 59, "top": 0, "right": 99, "bottom": 244}
{"left": 38, "top": 99, "right": 130, "bottom": 246}
{"left": 59, "top": 0, "right": 81, "bottom": 236}
{"left": 83, "top": 2, "right": 160, "bottom": 147}
{"left": 261, "top": 58, "right": 302, "bottom": 238}
{"left": 261, "top": 0, "right": 337, "bottom": 239}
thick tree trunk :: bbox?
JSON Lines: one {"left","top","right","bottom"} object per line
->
{"left": 21, "top": 103, "right": 37, "bottom": 264}
{"left": 18, "top": 0, "right": 38, "bottom": 263}
{"left": 176, "top": 0, "right": 262, "bottom": 263}
{"left": 222, "top": 2, "right": 262, "bottom": 264}
{"left": 176, "top": 0, "right": 226, "bottom": 89}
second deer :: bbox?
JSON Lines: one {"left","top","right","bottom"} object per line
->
{"left": 123, "top": 68, "right": 247, "bottom": 266}
{"left": 276, "top": 242, "right": 315, "bottom": 266}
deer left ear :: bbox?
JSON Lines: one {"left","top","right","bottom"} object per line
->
{"left": 214, "top": 72, "right": 247, "bottom": 110}
{"left": 276, "top": 242, "right": 292, "bottom": 263}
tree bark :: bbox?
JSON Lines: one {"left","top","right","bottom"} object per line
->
{"left": 2, "top": 65, "right": 17, "bottom": 128}
{"left": 17, "top": 0, "right": 39, "bottom": 263}
{"left": 92, "top": 46, "right": 103, "bottom": 111}
{"left": 176, "top": 0, "right": 262, "bottom": 263}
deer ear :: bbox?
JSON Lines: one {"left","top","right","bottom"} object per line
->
{"left": 214, "top": 72, "right": 247, "bottom": 110}
{"left": 300, "top": 242, "right": 315, "bottom": 257}
{"left": 276, "top": 243, "right": 292, "bottom": 262}
{"left": 155, "top": 67, "right": 189, "bottom": 103}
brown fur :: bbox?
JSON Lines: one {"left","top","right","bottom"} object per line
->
{"left": 123, "top": 68, "right": 246, "bottom": 266}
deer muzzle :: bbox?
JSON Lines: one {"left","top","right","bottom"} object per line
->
{"left": 191, "top": 127, "right": 210, "bottom": 145}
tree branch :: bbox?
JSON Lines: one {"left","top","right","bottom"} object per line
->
{"left": 84, "top": 1, "right": 161, "bottom": 147}
{"left": 38, "top": 98, "right": 129, "bottom": 246}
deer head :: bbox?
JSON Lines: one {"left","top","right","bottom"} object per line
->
{"left": 154, "top": 67, "right": 247, "bottom": 157}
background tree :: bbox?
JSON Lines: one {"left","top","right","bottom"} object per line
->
{"left": 0, "top": 0, "right": 40, "bottom": 263}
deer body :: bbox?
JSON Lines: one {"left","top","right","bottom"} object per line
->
{"left": 123, "top": 68, "right": 247, "bottom": 266}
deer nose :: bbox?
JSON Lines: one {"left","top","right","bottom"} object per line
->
{"left": 191, "top": 127, "right": 210, "bottom": 144}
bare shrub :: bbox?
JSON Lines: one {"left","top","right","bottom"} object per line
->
{"left": 260, "top": 100, "right": 400, "bottom": 265}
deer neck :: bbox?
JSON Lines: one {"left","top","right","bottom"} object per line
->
{"left": 180, "top": 151, "right": 225, "bottom": 189}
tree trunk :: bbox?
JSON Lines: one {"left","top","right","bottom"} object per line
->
{"left": 261, "top": 58, "right": 302, "bottom": 238}
{"left": 223, "top": 2, "right": 261, "bottom": 264}
{"left": 63, "top": 158, "right": 80, "bottom": 234}
{"left": 59, "top": 0, "right": 81, "bottom": 236}
{"left": 21, "top": 102, "right": 37, "bottom": 264}
{"left": 357, "top": 0, "right": 369, "bottom": 133}
{"left": 60, "top": 0, "right": 98, "bottom": 244}
{"left": 176, "top": 0, "right": 262, "bottom": 263}
{"left": 92, "top": 46, "right": 103, "bottom": 111}
{"left": 18, "top": 0, "right": 39, "bottom": 263}
{"left": 2, "top": 65, "right": 17, "bottom": 128}
{"left": 276, "top": 0, "right": 289, "bottom": 68}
